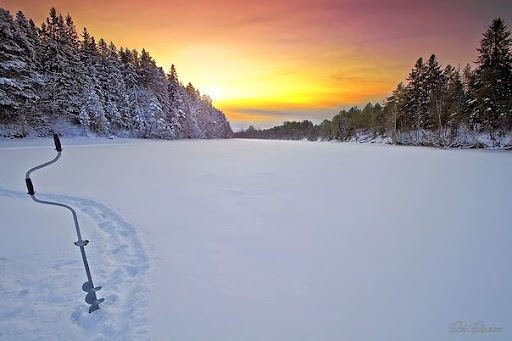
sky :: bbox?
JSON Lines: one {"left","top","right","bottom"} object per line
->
{"left": 2, "top": 0, "right": 512, "bottom": 130}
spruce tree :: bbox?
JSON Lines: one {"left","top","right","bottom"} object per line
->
{"left": 406, "top": 57, "right": 429, "bottom": 139}
{"left": 385, "top": 82, "right": 409, "bottom": 141}
{"left": 425, "top": 54, "right": 445, "bottom": 134}
{"left": 442, "top": 65, "right": 466, "bottom": 136}
{"left": 0, "top": 9, "right": 41, "bottom": 133}
{"left": 97, "top": 39, "right": 128, "bottom": 130}
{"left": 166, "top": 64, "right": 185, "bottom": 137}
{"left": 462, "top": 64, "right": 479, "bottom": 129}
{"left": 38, "top": 8, "right": 86, "bottom": 125}
{"left": 474, "top": 18, "right": 512, "bottom": 142}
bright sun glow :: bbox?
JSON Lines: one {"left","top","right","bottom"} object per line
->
{"left": 202, "top": 86, "right": 224, "bottom": 102}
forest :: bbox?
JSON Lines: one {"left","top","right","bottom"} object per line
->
{"left": 235, "top": 18, "right": 512, "bottom": 148}
{"left": 0, "top": 7, "right": 232, "bottom": 139}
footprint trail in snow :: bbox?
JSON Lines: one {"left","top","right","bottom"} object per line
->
{"left": 0, "top": 186, "right": 149, "bottom": 340}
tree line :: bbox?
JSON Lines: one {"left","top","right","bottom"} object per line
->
{"left": 0, "top": 7, "right": 232, "bottom": 139}
{"left": 235, "top": 18, "right": 512, "bottom": 148}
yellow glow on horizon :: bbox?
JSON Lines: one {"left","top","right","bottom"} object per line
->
{"left": 152, "top": 41, "right": 401, "bottom": 126}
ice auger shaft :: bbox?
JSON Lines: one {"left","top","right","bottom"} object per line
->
{"left": 25, "top": 134, "right": 104, "bottom": 313}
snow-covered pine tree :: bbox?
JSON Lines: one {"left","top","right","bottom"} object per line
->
{"left": 385, "top": 82, "right": 409, "bottom": 142}
{"left": 97, "top": 39, "right": 128, "bottom": 132}
{"left": 137, "top": 49, "right": 172, "bottom": 137}
{"left": 137, "top": 49, "right": 155, "bottom": 89}
{"left": 81, "top": 83, "right": 108, "bottom": 135}
{"left": 166, "top": 64, "right": 186, "bottom": 138}
{"left": 118, "top": 47, "right": 140, "bottom": 135}
{"left": 406, "top": 57, "right": 429, "bottom": 142}
{"left": 461, "top": 64, "right": 480, "bottom": 129}
{"left": 182, "top": 82, "right": 206, "bottom": 138}
{"left": 78, "top": 27, "right": 109, "bottom": 135}
{"left": 0, "top": 8, "right": 42, "bottom": 135}
{"left": 474, "top": 18, "right": 512, "bottom": 143}
{"left": 403, "top": 54, "right": 447, "bottom": 144}
{"left": 424, "top": 54, "right": 445, "bottom": 138}
{"left": 38, "top": 8, "right": 87, "bottom": 128}
{"left": 442, "top": 65, "right": 467, "bottom": 138}
{"left": 80, "top": 27, "right": 100, "bottom": 69}
{"left": 132, "top": 89, "right": 156, "bottom": 138}
{"left": 14, "top": 11, "right": 44, "bottom": 133}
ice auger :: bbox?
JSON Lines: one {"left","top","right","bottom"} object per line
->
{"left": 25, "top": 134, "right": 104, "bottom": 313}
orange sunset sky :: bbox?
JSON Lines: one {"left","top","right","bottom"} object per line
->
{"left": 2, "top": 0, "right": 512, "bottom": 129}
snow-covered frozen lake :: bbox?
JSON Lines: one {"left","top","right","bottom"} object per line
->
{"left": 1, "top": 138, "right": 511, "bottom": 340}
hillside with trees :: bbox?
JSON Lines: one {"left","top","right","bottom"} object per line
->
{"left": 235, "top": 18, "right": 512, "bottom": 148}
{"left": 0, "top": 7, "right": 232, "bottom": 139}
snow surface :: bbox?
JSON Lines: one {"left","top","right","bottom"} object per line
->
{"left": 1, "top": 138, "right": 511, "bottom": 340}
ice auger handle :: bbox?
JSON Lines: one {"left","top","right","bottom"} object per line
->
{"left": 53, "top": 134, "right": 62, "bottom": 152}
{"left": 26, "top": 178, "right": 35, "bottom": 195}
